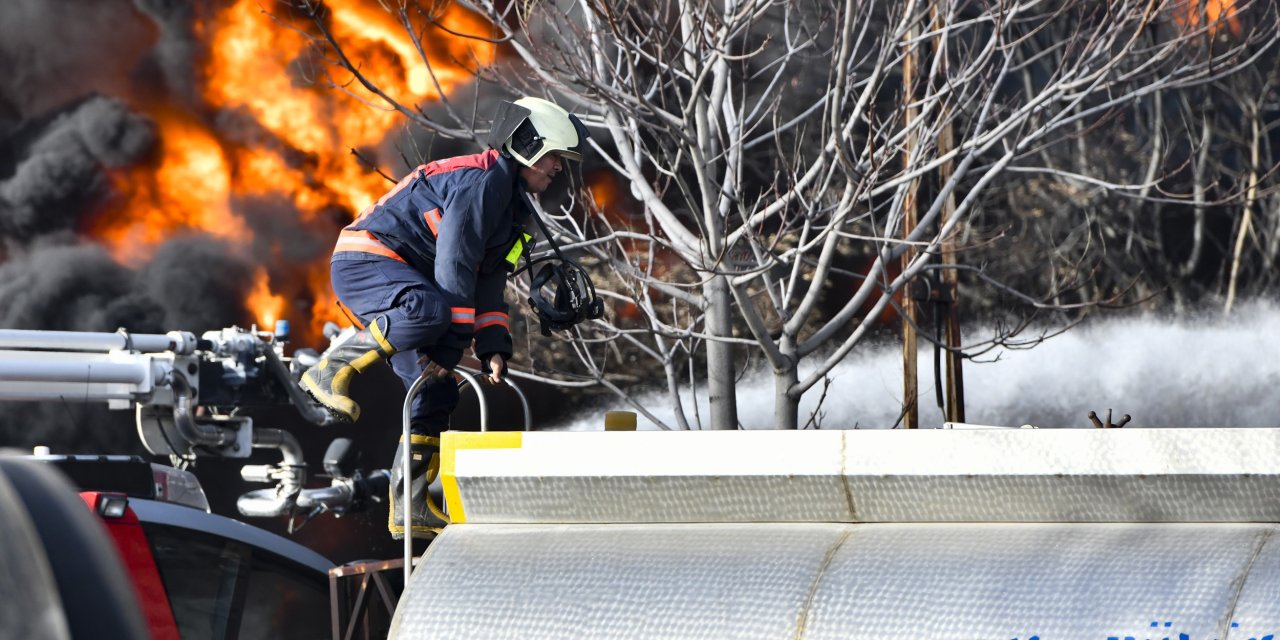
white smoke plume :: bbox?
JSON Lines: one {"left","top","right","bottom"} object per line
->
{"left": 556, "top": 301, "right": 1280, "bottom": 431}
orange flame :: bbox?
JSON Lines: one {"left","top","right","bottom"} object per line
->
{"left": 87, "top": 0, "right": 495, "bottom": 345}
{"left": 1173, "top": 0, "right": 1242, "bottom": 38}
{"left": 308, "top": 260, "right": 341, "bottom": 336}
{"left": 247, "top": 267, "right": 287, "bottom": 329}
{"left": 586, "top": 170, "right": 641, "bottom": 228}
{"left": 93, "top": 110, "right": 246, "bottom": 265}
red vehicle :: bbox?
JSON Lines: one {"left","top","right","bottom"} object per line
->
{"left": 0, "top": 454, "right": 337, "bottom": 640}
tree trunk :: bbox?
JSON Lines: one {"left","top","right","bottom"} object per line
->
{"left": 1224, "top": 99, "right": 1262, "bottom": 317}
{"left": 1179, "top": 101, "right": 1212, "bottom": 279}
{"left": 774, "top": 350, "right": 799, "bottom": 430}
{"left": 703, "top": 274, "right": 738, "bottom": 430}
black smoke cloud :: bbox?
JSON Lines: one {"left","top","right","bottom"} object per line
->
{"left": 0, "top": 239, "right": 164, "bottom": 331}
{"left": 0, "top": 86, "right": 255, "bottom": 341}
{"left": 237, "top": 194, "right": 340, "bottom": 264}
{"left": 137, "top": 235, "right": 254, "bottom": 330}
{"left": 130, "top": 0, "right": 199, "bottom": 104}
{"left": 0, "top": 0, "right": 157, "bottom": 120}
{"left": 0, "top": 235, "right": 255, "bottom": 451}
{"left": 0, "top": 0, "right": 260, "bottom": 449}
{"left": 1, "top": 96, "right": 156, "bottom": 239}
{"left": 0, "top": 234, "right": 252, "bottom": 334}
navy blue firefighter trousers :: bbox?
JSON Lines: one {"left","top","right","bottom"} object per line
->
{"left": 329, "top": 257, "right": 460, "bottom": 436}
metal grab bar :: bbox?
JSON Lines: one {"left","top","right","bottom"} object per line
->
{"left": 400, "top": 371, "right": 430, "bottom": 585}
{"left": 454, "top": 370, "right": 487, "bottom": 431}
{"left": 505, "top": 378, "right": 532, "bottom": 432}
{"left": 453, "top": 369, "right": 532, "bottom": 432}
{"left": 400, "top": 369, "right": 533, "bottom": 583}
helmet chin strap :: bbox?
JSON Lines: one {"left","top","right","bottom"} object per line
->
{"left": 520, "top": 192, "right": 571, "bottom": 265}
{"left": 518, "top": 192, "right": 604, "bottom": 335}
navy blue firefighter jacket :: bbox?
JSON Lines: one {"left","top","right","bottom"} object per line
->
{"left": 331, "top": 149, "right": 531, "bottom": 369}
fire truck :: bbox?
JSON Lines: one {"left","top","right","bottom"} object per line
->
{"left": 5, "top": 325, "right": 1280, "bottom": 639}
{"left": 0, "top": 325, "right": 396, "bottom": 640}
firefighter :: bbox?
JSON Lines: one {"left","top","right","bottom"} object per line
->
{"left": 300, "top": 96, "right": 591, "bottom": 538}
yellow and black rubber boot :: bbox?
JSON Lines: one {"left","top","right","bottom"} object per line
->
{"left": 300, "top": 315, "right": 396, "bottom": 423}
{"left": 388, "top": 434, "right": 443, "bottom": 539}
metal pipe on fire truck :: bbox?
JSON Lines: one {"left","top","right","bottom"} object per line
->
{"left": 0, "top": 326, "right": 364, "bottom": 521}
{"left": 0, "top": 329, "right": 199, "bottom": 354}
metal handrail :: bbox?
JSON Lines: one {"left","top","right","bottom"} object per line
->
{"left": 453, "top": 370, "right": 487, "bottom": 431}
{"left": 399, "top": 371, "right": 430, "bottom": 585}
{"left": 453, "top": 370, "right": 533, "bottom": 432}
{"left": 504, "top": 378, "right": 532, "bottom": 432}
{"left": 400, "top": 369, "right": 532, "bottom": 584}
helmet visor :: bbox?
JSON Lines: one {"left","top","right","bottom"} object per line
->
{"left": 556, "top": 114, "right": 590, "bottom": 162}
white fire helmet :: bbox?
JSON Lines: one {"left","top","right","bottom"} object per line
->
{"left": 488, "top": 97, "right": 590, "bottom": 167}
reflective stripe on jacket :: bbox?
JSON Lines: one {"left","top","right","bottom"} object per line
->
{"left": 331, "top": 149, "right": 527, "bottom": 359}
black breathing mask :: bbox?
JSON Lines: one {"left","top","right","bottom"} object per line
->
{"left": 517, "top": 195, "right": 604, "bottom": 336}
{"left": 527, "top": 258, "right": 604, "bottom": 336}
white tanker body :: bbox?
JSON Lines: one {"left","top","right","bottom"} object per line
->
{"left": 390, "top": 428, "right": 1280, "bottom": 640}
{"left": 6, "top": 326, "right": 1278, "bottom": 638}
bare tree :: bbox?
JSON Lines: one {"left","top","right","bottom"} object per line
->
{"left": 981, "top": 4, "right": 1280, "bottom": 317}
{"left": 291, "top": 0, "right": 1279, "bottom": 429}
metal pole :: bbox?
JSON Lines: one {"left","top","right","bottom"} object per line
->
{"left": 931, "top": 0, "right": 966, "bottom": 424}
{"left": 398, "top": 371, "right": 527, "bottom": 585}
{"left": 401, "top": 370, "right": 432, "bottom": 587}
{"left": 0, "top": 329, "right": 195, "bottom": 353}
{"left": 0, "top": 357, "right": 154, "bottom": 384}
{"left": 454, "top": 370, "right": 487, "bottom": 432}
{"left": 503, "top": 379, "right": 532, "bottom": 431}
{"left": 900, "top": 16, "right": 921, "bottom": 429}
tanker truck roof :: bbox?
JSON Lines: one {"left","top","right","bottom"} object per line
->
{"left": 439, "top": 427, "right": 1280, "bottom": 525}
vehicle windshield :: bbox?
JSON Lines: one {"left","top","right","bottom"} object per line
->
{"left": 144, "top": 524, "right": 329, "bottom": 640}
